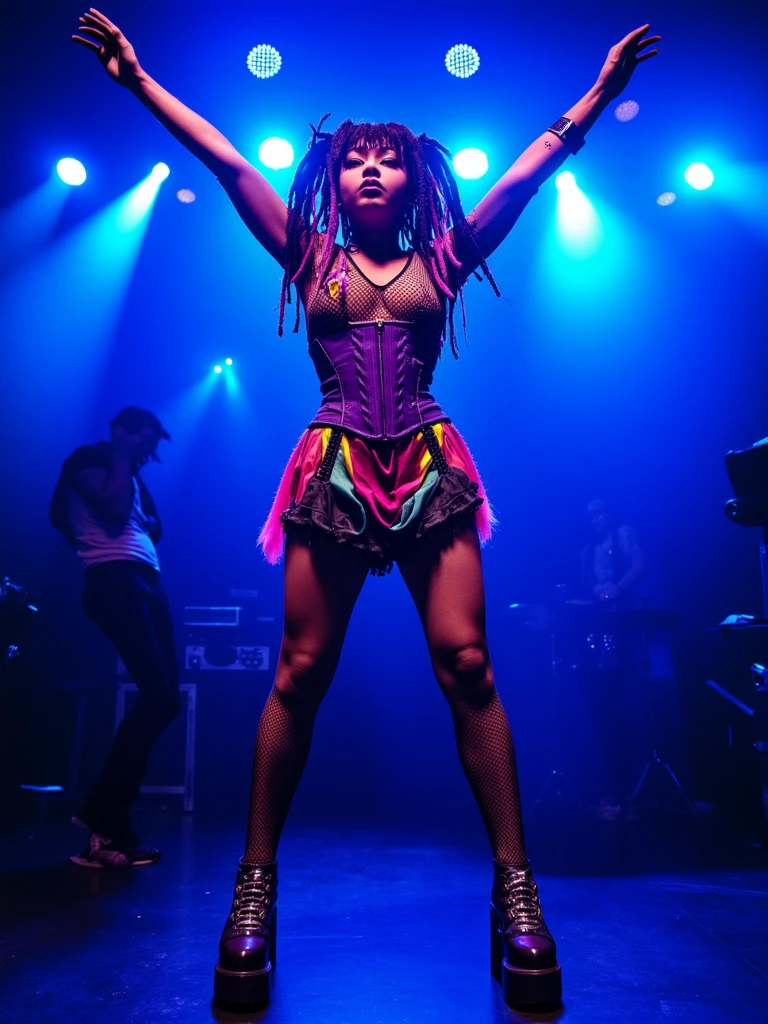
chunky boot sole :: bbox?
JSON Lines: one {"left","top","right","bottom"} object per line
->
{"left": 490, "top": 906, "right": 562, "bottom": 1008}
{"left": 213, "top": 907, "right": 277, "bottom": 1009}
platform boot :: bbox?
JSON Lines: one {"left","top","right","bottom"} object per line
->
{"left": 490, "top": 860, "right": 562, "bottom": 1008}
{"left": 213, "top": 859, "right": 278, "bottom": 1008}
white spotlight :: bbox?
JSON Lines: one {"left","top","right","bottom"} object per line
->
{"left": 684, "top": 163, "right": 714, "bottom": 190}
{"left": 614, "top": 100, "right": 640, "bottom": 123}
{"left": 247, "top": 45, "right": 282, "bottom": 79}
{"left": 453, "top": 148, "right": 488, "bottom": 180}
{"left": 258, "top": 138, "right": 295, "bottom": 171}
{"left": 445, "top": 44, "right": 480, "bottom": 79}
{"left": 56, "top": 158, "right": 87, "bottom": 186}
{"left": 151, "top": 162, "right": 170, "bottom": 181}
{"left": 555, "top": 171, "right": 577, "bottom": 192}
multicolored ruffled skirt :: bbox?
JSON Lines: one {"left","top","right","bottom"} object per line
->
{"left": 258, "top": 422, "right": 494, "bottom": 574}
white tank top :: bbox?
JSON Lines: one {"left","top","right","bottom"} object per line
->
{"left": 67, "top": 477, "right": 160, "bottom": 572}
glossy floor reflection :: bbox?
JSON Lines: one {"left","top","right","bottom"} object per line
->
{"left": 1, "top": 813, "right": 767, "bottom": 1023}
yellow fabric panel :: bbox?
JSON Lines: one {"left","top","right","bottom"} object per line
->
{"left": 319, "top": 423, "right": 444, "bottom": 481}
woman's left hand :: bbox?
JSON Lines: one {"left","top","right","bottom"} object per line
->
{"left": 595, "top": 24, "right": 661, "bottom": 101}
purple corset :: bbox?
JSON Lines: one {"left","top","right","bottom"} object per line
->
{"left": 308, "top": 320, "right": 448, "bottom": 440}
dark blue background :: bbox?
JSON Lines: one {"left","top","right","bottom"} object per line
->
{"left": 1, "top": 0, "right": 765, "bottom": 831}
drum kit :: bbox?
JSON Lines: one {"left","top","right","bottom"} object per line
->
{"left": 506, "top": 597, "right": 695, "bottom": 819}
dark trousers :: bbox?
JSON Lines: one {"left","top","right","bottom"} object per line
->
{"left": 81, "top": 560, "right": 180, "bottom": 830}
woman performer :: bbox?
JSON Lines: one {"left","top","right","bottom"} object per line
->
{"left": 73, "top": 10, "right": 659, "bottom": 1009}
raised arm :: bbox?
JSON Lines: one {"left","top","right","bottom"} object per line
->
{"left": 74, "top": 439, "right": 134, "bottom": 524}
{"left": 460, "top": 25, "right": 660, "bottom": 265}
{"left": 73, "top": 9, "right": 288, "bottom": 262}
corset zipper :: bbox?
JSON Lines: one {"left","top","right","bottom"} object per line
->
{"left": 376, "top": 320, "right": 387, "bottom": 439}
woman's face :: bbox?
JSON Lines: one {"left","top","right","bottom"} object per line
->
{"left": 338, "top": 146, "right": 410, "bottom": 234}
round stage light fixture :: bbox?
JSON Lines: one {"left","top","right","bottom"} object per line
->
{"left": 445, "top": 44, "right": 480, "bottom": 79}
{"left": 225, "top": 358, "right": 233, "bottom": 366}
{"left": 258, "top": 137, "right": 295, "bottom": 171}
{"left": 684, "top": 162, "right": 714, "bottom": 190}
{"left": 176, "top": 188, "right": 196, "bottom": 204}
{"left": 453, "top": 148, "right": 488, "bottom": 180}
{"left": 657, "top": 192, "right": 676, "bottom": 206}
{"left": 213, "top": 364, "right": 223, "bottom": 374}
{"left": 614, "top": 100, "right": 640, "bottom": 122}
{"left": 555, "top": 171, "right": 577, "bottom": 191}
{"left": 247, "top": 44, "right": 282, "bottom": 79}
{"left": 56, "top": 158, "right": 87, "bottom": 186}
{"left": 151, "top": 162, "right": 170, "bottom": 181}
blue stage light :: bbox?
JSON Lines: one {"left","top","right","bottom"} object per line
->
{"left": 684, "top": 162, "right": 714, "bottom": 190}
{"left": 258, "top": 138, "right": 295, "bottom": 171}
{"left": 445, "top": 44, "right": 480, "bottom": 78}
{"left": 56, "top": 158, "right": 87, "bottom": 186}
{"left": 453, "top": 148, "right": 488, "bottom": 180}
{"left": 247, "top": 45, "right": 282, "bottom": 79}
{"left": 555, "top": 173, "right": 602, "bottom": 257}
{"left": 225, "top": 357, "right": 233, "bottom": 366}
{"left": 151, "top": 162, "right": 170, "bottom": 181}
{"left": 213, "top": 364, "right": 223, "bottom": 374}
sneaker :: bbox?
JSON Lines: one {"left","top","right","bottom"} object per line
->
{"left": 70, "top": 831, "right": 133, "bottom": 869}
{"left": 71, "top": 816, "right": 161, "bottom": 868}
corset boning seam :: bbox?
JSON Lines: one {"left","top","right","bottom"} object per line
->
{"left": 313, "top": 338, "right": 346, "bottom": 428}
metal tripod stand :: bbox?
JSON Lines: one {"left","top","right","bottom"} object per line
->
{"left": 528, "top": 629, "right": 582, "bottom": 818}
{"left": 630, "top": 747, "right": 698, "bottom": 817}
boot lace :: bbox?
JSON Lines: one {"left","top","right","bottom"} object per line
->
{"left": 230, "top": 866, "right": 275, "bottom": 931}
{"left": 499, "top": 866, "right": 543, "bottom": 934}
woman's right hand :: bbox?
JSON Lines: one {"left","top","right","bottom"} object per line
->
{"left": 72, "top": 8, "right": 143, "bottom": 89}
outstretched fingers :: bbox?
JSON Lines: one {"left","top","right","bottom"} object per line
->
{"left": 621, "top": 24, "right": 652, "bottom": 49}
{"left": 85, "top": 8, "right": 119, "bottom": 32}
{"left": 635, "top": 34, "right": 661, "bottom": 63}
{"left": 636, "top": 35, "right": 661, "bottom": 56}
{"left": 71, "top": 33, "right": 102, "bottom": 54}
{"left": 76, "top": 25, "right": 110, "bottom": 43}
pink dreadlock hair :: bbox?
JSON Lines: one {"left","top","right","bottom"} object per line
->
{"left": 278, "top": 117, "right": 499, "bottom": 358}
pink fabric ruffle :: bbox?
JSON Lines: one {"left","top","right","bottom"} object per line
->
{"left": 257, "top": 424, "right": 494, "bottom": 564}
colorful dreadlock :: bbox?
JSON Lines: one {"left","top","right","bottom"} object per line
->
{"left": 278, "top": 117, "right": 499, "bottom": 358}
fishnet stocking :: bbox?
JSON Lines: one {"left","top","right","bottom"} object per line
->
{"left": 448, "top": 687, "right": 528, "bottom": 867}
{"left": 244, "top": 679, "right": 527, "bottom": 867}
{"left": 244, "top": 685, "right": 320, "bottom": 864}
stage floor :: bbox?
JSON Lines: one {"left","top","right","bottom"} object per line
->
{"left": 1, "top": 813, "right": 766, "bottom": 1023}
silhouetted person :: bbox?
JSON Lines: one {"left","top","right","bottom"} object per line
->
{"left": 50, "top": 406, "right": 179, "bottom": 867}
{"left": 581, "top": 498, "right": 645, "bottom": 608}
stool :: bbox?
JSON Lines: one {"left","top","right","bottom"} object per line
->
{"left": 114, "top": 682, "right": 197, "bottom": 812}
{"left": 18, "top": 784, "right": 64, "bottom": 827}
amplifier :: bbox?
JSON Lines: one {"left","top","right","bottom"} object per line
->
{"left": 185, "top": 644, "right": 270, "bottom": 672}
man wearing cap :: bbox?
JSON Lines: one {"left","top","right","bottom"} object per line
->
{"left": 50, "top": 407, "right": 179, "bottom": 867}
